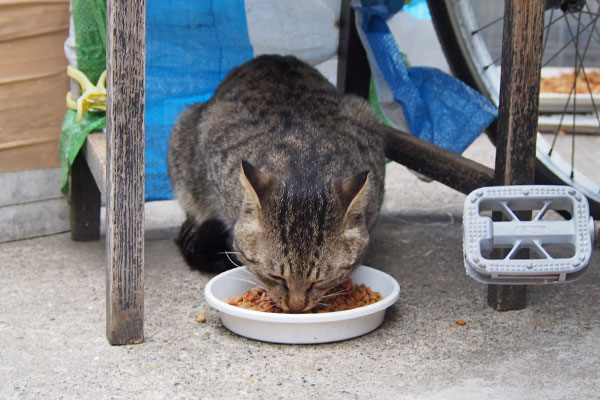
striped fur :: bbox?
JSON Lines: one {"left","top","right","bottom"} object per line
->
{"left": 168, "top": 55, "right": 386, "bottom": 312}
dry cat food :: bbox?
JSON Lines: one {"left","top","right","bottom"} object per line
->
{"left": 196, "top": 313, "right": 207, "bottom": 323}
{"left": 224, "top": 279, "right": 382, "bottom": 313}
{"left": 540, "top": 70, "right": 600, "bottom": 94}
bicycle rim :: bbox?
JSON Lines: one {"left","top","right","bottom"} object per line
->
{"left": 428, "top": 0, "right": 600, "bottom": 218}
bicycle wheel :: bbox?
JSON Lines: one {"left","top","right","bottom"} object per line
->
{"left": 428, "top": 0, "right": 600, "bottom": 218}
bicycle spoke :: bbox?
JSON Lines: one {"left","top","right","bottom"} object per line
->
{"left": 548, "top": 9, "right": 599, "bottom": 159}
{"left": 542, "top": 17, "right": 598, "bottom": 67}
{"left": 578, "top": 3, "right": 600, "bottom": 131}
{"left": 577, "top": 66, "right": 600, "bottom": 130}
{"left": 584, "top": 2, "right": 600, "bottom": 48}
{"left": 578, "top": 10, "right": 600, "bottom": 17}
{"left": 483, "top": 56, "right": 502, "bottom": 71}
{"left": 431, "top": 0, "right": 600, "bottom": 213}
{"left": 544, "top": 9, "right": 568, "bottom": 29}
{"left": 542, "top": 9, "right": 555, "bottom": 57}
{"left": 471, "top": 15, "right": 504, "bottom": 35}
{"left": 570, "top": 11, "right": 582, "bottom": 179}
{"left": 482, "top": 10, "right": 567, "bottom": 71}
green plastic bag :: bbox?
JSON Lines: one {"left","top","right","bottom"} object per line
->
{"left": 59, "top": 0, "right": 107, "bottom": 194}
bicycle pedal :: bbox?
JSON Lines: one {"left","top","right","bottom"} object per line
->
{"left": 463, "top": 185, "right": 594, "bottom": 284}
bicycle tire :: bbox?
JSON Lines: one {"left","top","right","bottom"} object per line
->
{"left": 427, "top": 0, "right": 600, "bottom": 218}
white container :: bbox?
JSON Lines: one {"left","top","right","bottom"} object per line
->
{"left": 204, "top": 265, "right": 400, "bottom": 344}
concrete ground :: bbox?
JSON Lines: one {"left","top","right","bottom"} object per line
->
{"left": 1, "top": 134, "right": 599, "bottom": 399}
{"left": 3, "top": 7, "right": 600, "bottom": 399}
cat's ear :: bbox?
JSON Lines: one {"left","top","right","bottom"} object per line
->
{"left": 335, "top": 170, "right": 370, "bottom": 215}
{"left": 240, "top": 160, "right": 276, "bottom": 209}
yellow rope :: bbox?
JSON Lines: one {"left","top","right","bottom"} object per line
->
{"left": 66, "top": 65, "right": 106, "bottom": 122}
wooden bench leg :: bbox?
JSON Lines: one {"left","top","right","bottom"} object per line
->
{"left": 105, "top": 0, "right": 146, "bottom": 345}
{"left": 70, "top": 152, "right": 101, "bottom": 241}
{"left": 489, "top": 0, "right": 545, "bottom": 311}
{"left": 337, "top": 0, "right": 370, "bottom": 98}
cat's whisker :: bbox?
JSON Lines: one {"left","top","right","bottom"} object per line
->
{"left": 239, "top": 268, "right": 264, "bottom": 283}
{"left": 239, "top": 267, "right": 256, "bottom": 276}
{"left": 320, "top": 291, "right": 348, "bottom": 299}
{"left": 229, "top": 276, "right": 266, "bottom": 290}
{"left": 219, "top": 251, "right": 244, "bottom": 268}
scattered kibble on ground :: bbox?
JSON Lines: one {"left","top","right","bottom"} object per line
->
{"left": 196, "top": 313, "right": 207, "bottom": 323}
{"left": 456, "top": 319, "right": 467, "bottom": 326}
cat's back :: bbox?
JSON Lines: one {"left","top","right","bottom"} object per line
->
{"left": 211, "top": 54, "right": 338, "bottom": 110}
{"left": 200, "top": 55, "right": 384, "bottom": 173}
{"left": 174, "top": 54, "right": 385, "bottom": 226}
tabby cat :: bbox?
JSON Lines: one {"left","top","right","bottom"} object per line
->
{"left": 168, "top": 55, "right": 385, "bottom": 312}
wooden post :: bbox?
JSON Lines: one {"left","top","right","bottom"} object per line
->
{"left": 337, "top": 0, "right": 371, "bottom": 98}
{"left": 489, "top": 0, "right": 545, "bottom": 311}
{"left": 70, "top": 152, "right": 101, "bottom": 241}
{"left": 105, "top": 0, "right": 146, "bottom": 345}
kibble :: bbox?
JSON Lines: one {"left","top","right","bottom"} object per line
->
{"left": 196, "top": 313, "right": 207, "bottom": 323}
{"left": 224, "top": 279, "right": 382, "bottom": 313}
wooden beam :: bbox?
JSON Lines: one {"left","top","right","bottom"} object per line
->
{"left": 70, "top": 152, "right": 101, "bottom": 241}
{"left": 337, "top": 0, "right": 371, "bottom": 97}
{"left": 83, "top": 132, "right": 107, "bottom": 194}
{"left": 69, "top": 131, "right": 105, "bottom": 242}
{"left": 384, "top": 126, "right": 495, "bottom": 195}
{"left": 488, "top": 0, "right": 545, "bottom": 311}
{"left": 105, "top": 0, "right": 146, "bottom": 345}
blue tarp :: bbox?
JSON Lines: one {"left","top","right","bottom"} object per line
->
{"left": 143, "top": 0, "right": 496, "bottom": 200}
{"left": 145, "top": 0, "right": 254, "bottom": 200}
{"left": 356, "top": 0, "right": 497, "bottom": 154}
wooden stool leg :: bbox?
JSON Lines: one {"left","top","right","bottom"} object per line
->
{"left": 105, "top": 0, "right": 146, "bottom": 345}
{"left": 70, "top": 152, "right": 101, "bottom": 241}
{"left": 337, "top": 0, "right": 370, "bottom": 98}
{"left": 489, "top": 0, "right": 545, "bottom": 310}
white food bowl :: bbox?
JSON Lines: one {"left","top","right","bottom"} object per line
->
{"left": 204, "top": 265, "right": 400, "bottom": 344}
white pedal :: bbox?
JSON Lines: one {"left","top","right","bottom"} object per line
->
{"left": 463, "top": 185, "right": 594, "bottom": 284}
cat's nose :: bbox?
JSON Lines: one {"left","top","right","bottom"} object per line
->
{"left": 286, "top": 293, "right": 307, "bottom": 313}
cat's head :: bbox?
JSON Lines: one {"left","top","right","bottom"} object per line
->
{"left": 233, "top": 160, "right": 372, "bottom": 312}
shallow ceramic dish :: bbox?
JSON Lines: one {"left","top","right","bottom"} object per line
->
{"left": 204, "top": 265, "right": 400, "bottom": 344}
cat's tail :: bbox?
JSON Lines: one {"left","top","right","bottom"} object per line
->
{"left": 176, "top": 216, "right": 236, "bottom": 273}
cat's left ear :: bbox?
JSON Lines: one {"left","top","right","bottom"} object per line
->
{"left": 240, "top": 160, "right": 276, "bottom": 209}
{"left": 335, "top": 170, "right": 370, "bottom": 215}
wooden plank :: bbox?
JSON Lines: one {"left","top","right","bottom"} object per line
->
{"left": 0, "top": 1, "right": 69, "bottom": 42}
{"left": 0, "top": 49, "right": 69, "bottom": 172}
{"left": 105, "top": 0, "right": 146, "bottom": 345}
{"left": 384, "top": 125, "right": 495, "bottom": 195}
{"left": 337, "top": 0, "right": 370, "bottom": 97}
{"left": 488, "top": 0, "right": 545, "bottom": 311}
{"left": 0, "top": 137, "right": 61, "bottom": 172}
{"left": 70, "top": 151, "right": 101, "bottom": 241}
{"left": 83, "top": 132, "right": 107, "bottom": 194}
